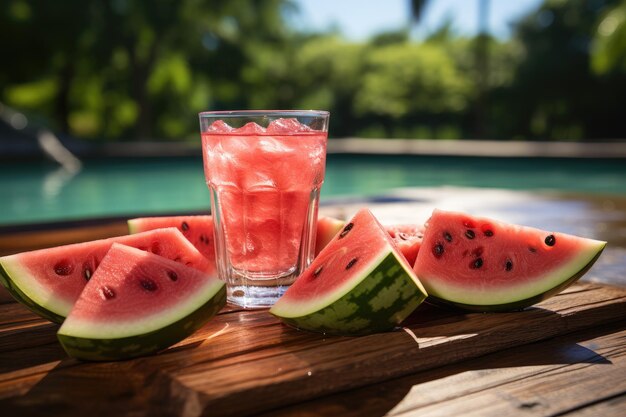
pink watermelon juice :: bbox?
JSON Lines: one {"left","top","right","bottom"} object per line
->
{"left": 200, "top": 111, "right": 329, "bottom": 308}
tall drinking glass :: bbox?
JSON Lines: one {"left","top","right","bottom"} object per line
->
{"left": 199, "top": 110, "right": 329, "bottom": 308}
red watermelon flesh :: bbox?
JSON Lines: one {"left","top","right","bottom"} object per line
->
{"left": 0, "top": 228, "right": 214, "bottom": 323}
{"left": 413, "top": 209, "right": 606, "bottom": 311}
{"left": 315, "top": 216, "right": 346, "bottom": 256}
{"left": 386, "top": 224, "right": 424, "bottom": 266}
{"left": 128, "top": 215, "right": 215, "bottom": 266}
{"left": 61, "top": 244, "right": 222, "bottom": 324}
{"left": 276, "top": 209, "right": 420, "bottom": 304}
{"left": 57, "top": 243, "right": 226, "bottom": 361}
{"left": 270, "top": 209, "right": 427, "bottom": 335}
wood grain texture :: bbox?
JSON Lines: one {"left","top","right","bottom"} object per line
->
{"left": 264, "top": 322, "right": 626, "bottom": 417}
{"left": 386, "top": 327, "right": 626, "bottom": 417}
{"left": 164, "top": 283, "right": 626, "bottom": 416}
{"left": 0, "top": 282, "right": 623, "bottom": 416}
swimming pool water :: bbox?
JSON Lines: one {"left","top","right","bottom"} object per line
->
{"left": 1, "top": 154, "right": 625, "bottom": 225}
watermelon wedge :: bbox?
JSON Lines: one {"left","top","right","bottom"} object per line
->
{"left": 128, "top": 214, "right": 345, "bottom": 260}
{"left": 315, "top": 216, "right": 346, "bottom": 256}
{"left": 270, "top": 209, "right": 428, "bottom": 335}
{"left": 128, "top": 215, "right": 215, "bottom": 264}
{"left": 57, "top": 244, "right": 226, "bottom": 361}
{"left": 0, "top": 228, "right": 215, "bottom": 323}
{"left": 413, "top": 210, "right": 607, "bottom": 312}
{"left": 386, "top": 224, "right": 424, "bottom": 266}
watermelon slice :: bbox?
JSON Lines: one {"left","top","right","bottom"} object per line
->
{"left": 386, "top": 224, "right": 424, "bottom": 266}
{"left": 270, "top": 209, "right": 428, "bottom": 335}
{"left": 316, "top": 217, "right": 424, "bottom": 266}
{"left": 0, "top": 228, "right": 215, "bottom": 323}
{"left": 413, "top": 209, "right": 607, "bottom": 312}
{"left": 128, "top": 214, "right": 343, "bottom": 260}
{"left": 315, "top": 216, "right": 346, "bottom": 256}
{"left": 57, "top": 244, "right": 226, "bottom": 361}
{"left": 128, "top": 215, "right": 215, "bottom": 264}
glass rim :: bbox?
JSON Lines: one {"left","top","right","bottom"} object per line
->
{"left": 198, "top": 109, "right": 329, "bottom": 118}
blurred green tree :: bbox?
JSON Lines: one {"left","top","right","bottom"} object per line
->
{"left": 353, "top": 41, "right": 470, "bottom": 138}
{"left": 592, "top": 0, "right": 626, "bottom": 74}
{"left": 1, "top": 0, "right": 625, "bottom": 142}
{"left": 498, "top": 0, "right": 625, "bottom": 140}
{"left": 0, "top": 0, "right": 294, "bottom": 140}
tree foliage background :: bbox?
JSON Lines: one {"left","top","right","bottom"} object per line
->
{"left": 1, "top": 0, "right": 625, "bottom": 142}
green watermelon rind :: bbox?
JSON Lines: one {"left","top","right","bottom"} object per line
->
{"left": 0, "top": 257, "right": 68, "bottom": 323}
{"left": 423, "top": 242, "right": 606, "bottom": 312}
{"left": 57, "top": 284, "right": 226, "bottom": 361}
{"left": 270, "top": 252, "right": 428, "bottom": 335}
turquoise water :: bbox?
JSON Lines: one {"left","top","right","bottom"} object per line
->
{"left": 1, "top": 155, "right": 625, "bottom": 226}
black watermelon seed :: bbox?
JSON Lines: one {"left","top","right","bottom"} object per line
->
{"left": 339, "top": 222, "right": 354, "bottom": 239}
{"left": 101, "top": 286, "right": 116, "bottom": 300}
{"left": 484, "top": 230, "right": 494, "bottom": 237}
{"left": 398, "top": 232, "right": 409, "bottom": 241}
{"left": 444, "top": 232, "right": 452, "bottom": 242}
{"left": 529, "top": 247, "right": 537, "bottom": 253}
{"left": 181, "top": 221, "right": 189, "bottom": 231}
{"left": 545, "top": 234, "right": 556, "bottom": 246}
{"left": 200, "top": 234, "right": 210, "bottom": 244}
{"left": 167, "top": 270, "right": 178, "bottom": 281}
{"left": 433, "top": 243, "right": 444, "bottom": 258}
{"left": 345, "top": 258, "right": 358, "bottom": 270}
{"left": 505, "top": 260, "right": 513, "bottom": 271}
{"left": 54, "top": 259, "right": 74, "bottom": 276}
{"left": 313, "top": 265, "right": 323, "bottom": 277}
{"left": 83, "top": 267, "right": 92, "bottom": 281}
{"left": 140, "top": 278, "right": 158, "bottom": 291}
{"left": 471, "top": 258, "right": 483, "bottom": 269}
{"left": 465, "top": 230, "right": 475, "bottom": 240}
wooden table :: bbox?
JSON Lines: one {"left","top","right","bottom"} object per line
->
{"left": 1, "top": 188, "right": 625, "bottom": 416}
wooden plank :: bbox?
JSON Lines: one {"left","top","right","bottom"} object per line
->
{"left": 563, "top": 393, "right": 626, "bottom": 417}
{"left": 0, "top": 360, "right": 167, "bottom": 414}
{"left": 265, "top": 322, "right": 626, "bottom": 417}
{"left": 0, "top": 283, "right": 624, "bottom": 416}
{"left": 385, "top": 327, "right": 626, "bottom": 417}
{"left": 0, "top": 303, "right": 58, "bottom": 353}
{"left": 161, "top": 284, "right": 626, "bottom": 416}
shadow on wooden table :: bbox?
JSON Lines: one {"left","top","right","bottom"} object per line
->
{"left": 0, "top": 358, "right": 186, "bottom": 417}
{"left": 261, "top": 323, "right": 616, "bottom": 417}
{"left": 0, "top": 320, "right": 613, "bottom": 417}
{"left": 1, "top": 282, "right": 624, "bottom": 417}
